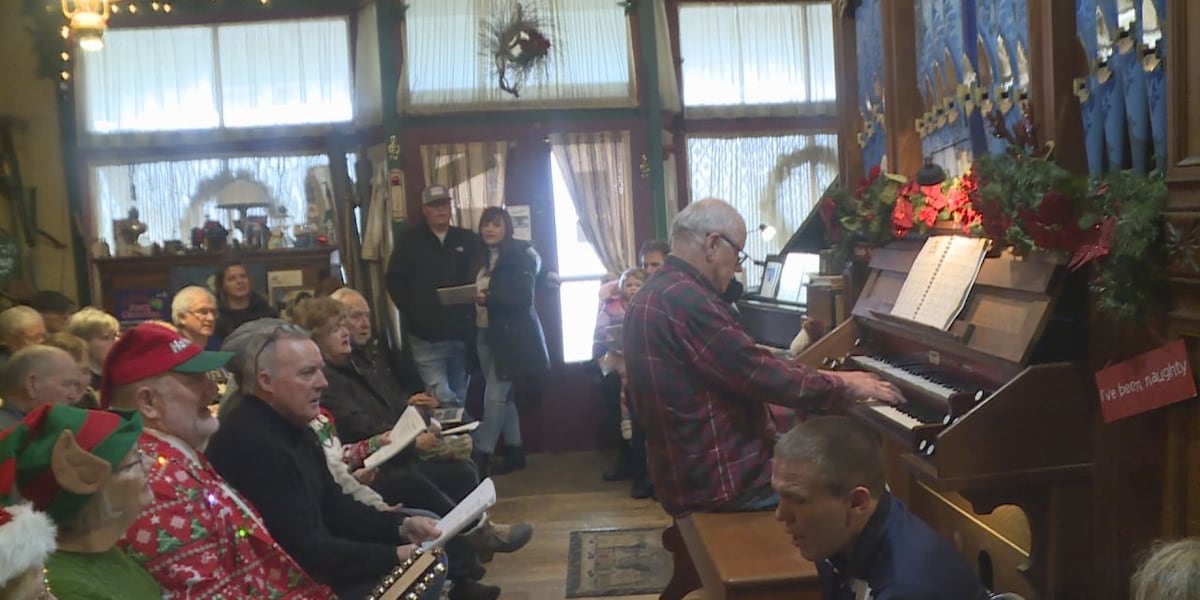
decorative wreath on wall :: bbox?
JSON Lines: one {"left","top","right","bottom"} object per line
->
{"left": 483, "top": 2, "right": 552, "bottom": 97}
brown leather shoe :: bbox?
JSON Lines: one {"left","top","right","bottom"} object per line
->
{"left": 468, "top": 521, "right": 534, "bottom": 563}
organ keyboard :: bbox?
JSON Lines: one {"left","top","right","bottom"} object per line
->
{"left": 795, "top": 236, "right": 1097, "bottom": 599}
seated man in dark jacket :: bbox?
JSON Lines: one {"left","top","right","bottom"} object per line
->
{"left": 772, "top": 417, "right": 990, "bottom": 600}
{"left": 205, "top": 323, "right": 450, "bottom": 600}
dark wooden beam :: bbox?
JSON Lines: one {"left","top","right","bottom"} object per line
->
{"left": 1027, "top": 0, "right": 1086, "bottom": 174}
{"left": 832, "top": 1, "right": 862, "bottom": 180}
{"left": 879, "top": 0, "right": 921, "bottom": 176}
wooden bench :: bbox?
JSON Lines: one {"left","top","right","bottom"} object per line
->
{"left": 661, "top": 511, "right": 821, "bottom": 600}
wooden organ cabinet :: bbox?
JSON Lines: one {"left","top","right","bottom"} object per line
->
{"left": 823, "top": 1, "right": 1177, "bottom": 598}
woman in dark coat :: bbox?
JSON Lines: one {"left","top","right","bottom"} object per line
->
{"left": 214, "top": 260, "right": 279, "bottom": 341}
{"left": 471, "top": 206, "right": 550, "bottom": 475}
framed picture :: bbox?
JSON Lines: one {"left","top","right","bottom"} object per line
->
{"left": 759, "top": 258, "right": 784, "bottom": 299}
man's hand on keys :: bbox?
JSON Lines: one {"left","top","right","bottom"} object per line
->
{"left": 834, "top": 370, "right": 906, "bottom": 405}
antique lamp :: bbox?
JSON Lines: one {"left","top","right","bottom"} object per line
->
{"left": 916, "top": 157, "right": 948, "bottom": 187}
{"left": 62, "top": 0, "right": 112, "bottom": 52}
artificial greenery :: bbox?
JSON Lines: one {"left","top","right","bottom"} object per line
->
{"left": 1086, "top": 170, "right": 1167, "bottom": 323}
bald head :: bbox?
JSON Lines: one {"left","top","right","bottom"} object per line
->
{"left": 0, "top": 345, "right": 83, "bottom": 410}
{"left": 0, "top": 306, "right": 46, "bottom": 351}
{"left": 331, "top": 287, "right": 372, "bottom": 347}
{"left": 668, "top": 198, "right": 747, "bottom": 293}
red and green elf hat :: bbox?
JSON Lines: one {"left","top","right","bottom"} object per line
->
{"left": 0, "top": 404, "right": 143, "bottom": 524}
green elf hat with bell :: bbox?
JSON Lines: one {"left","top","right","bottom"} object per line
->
{"left": 0, "top": 404, "right": 143, "bottom": 525}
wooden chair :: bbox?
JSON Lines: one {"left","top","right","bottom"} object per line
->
{"left": 661, "top": 511, "right": 821, "bottom": 600}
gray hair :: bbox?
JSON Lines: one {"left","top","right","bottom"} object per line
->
{"left": 329, "top": 287, "right": 365, "bottom": 304}
{"left": 1131, "top": 538, "right": 1200, "bottom": 600}
{"left": 774, "top": 416, "right": 886, "bottom": 498}
{"left": 670, "top": 198, "right": 745, "bottom": 247}
{"left": 0, "top": 306, "right": 42, "bottom": 345}
{"left": 220, "top": 319, "right": 310, "bottom": 394}
{"left": 0, "top": 345, "right": 71, "bottom": 396}
{"left": 171, "top": 286, "right": 216, "bottom": 325}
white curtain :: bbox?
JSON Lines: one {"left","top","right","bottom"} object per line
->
{"left": 354, "top": 3, "right": 384, "bottom": 127}
{"left": 678, "top": 3, "right": 837, "bottom": 118}
{"left": 89, "top": 154, "right": 334, "bottom": 248}
{"left": 549, "top": 131, "right": 635, "bottom": 276}
{"left": 79, "top": 17, "right": 352, "bottom": 138}
{"left": 401, "top": 0, "right": 636, "bottom": 112}
{"left": 687, "top": 134, "right": 839, "bottom": 287}
{"left": 418, "top": 141, "right": 510, "bottom": 231}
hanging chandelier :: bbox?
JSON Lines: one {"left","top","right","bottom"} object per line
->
{"left": 62, "top": 0, "right": 112, "bottom": 52}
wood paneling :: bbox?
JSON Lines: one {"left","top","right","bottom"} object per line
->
{"left": 879, "top": 0, "right": 922, "bottom": 177}
{"left": 1026, "top": 0, "right": 1086, "bottom": 174}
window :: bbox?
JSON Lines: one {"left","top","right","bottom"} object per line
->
{"left": 687, "top": 134, "right": 838, "bottom": 288}
{"left": 80, "top": 17, "right": 353, "bottom": 133}
{"left": 552, "top": 153, "right": 607, "bottom": 363}
{"left": 679, "top": 3, "right": 836, "bottom": 117}
{"left": 403, "top": 0, "right": 635, "bottom": 112}
{"left": 91, "top": 154, "right": 347, "bottom": 248}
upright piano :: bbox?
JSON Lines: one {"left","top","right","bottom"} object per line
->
{"left": 797, "top": 236, "right": 1096, "bottom": 599}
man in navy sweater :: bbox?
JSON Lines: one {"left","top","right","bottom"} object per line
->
{"left": 771, "top": 417, "right": 990, "bottom": 600}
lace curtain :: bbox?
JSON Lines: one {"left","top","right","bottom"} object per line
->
{"left": 549, "top": 131, "right": 635, "bottom": 276}
{"left": 90, "top": 154, "right": 337, "bottom": 247}
{"left": 687, "top": 134, "right": 839, "bottom": 287}
{"left": 418, "top": 142, "right": 510, "bottom": 231}
{"left": 79, "top": 17, "right": 353, "bottom": 139}
{"left": 401, "top": 0, "right": 636, "bottom": 112}
{"left": 678, "top": 3, "right": 837, "bottom": 118}
{"left": 354, "top": 4, "right": 384, "bottom": 127}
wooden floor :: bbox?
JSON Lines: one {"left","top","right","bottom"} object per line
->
{"left": 482, "top": 451, "right": 703, "bottom": 600}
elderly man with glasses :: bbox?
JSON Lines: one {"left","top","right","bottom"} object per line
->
{"left": 623, "top": 198, "right": 906, "bottom": 518}
{"left": 104, "top": 322, "right": 335, "bottom": 599}
{"left": 171, "top": 285, "right": 220, "bottom": 350}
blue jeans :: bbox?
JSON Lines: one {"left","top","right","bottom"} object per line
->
{"left": 472, "top": 329, "right": 522, "bottom": 454}
{"left": 408, "top": 334, "right": 468, "bottom": 408}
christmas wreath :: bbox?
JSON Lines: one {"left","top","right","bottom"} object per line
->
{"left": 483, "top": 2, "right": 552, "bottom": 97}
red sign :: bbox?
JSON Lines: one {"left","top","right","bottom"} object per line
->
{"left": 1096, "top": 339, "right": 1198, "bottom": 423}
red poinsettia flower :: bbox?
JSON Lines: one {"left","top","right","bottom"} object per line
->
{"left": 918, "top": 205, "right": 939, "bottom": 228}
{"left": 818, "top": 196, "right": 840, "bottom": 241}
{"left": 1017, "top": 191, "right": 1084, "bottom": 251}
{"left": 921, "top": 184, "right": 948, "bottom": 211}
{"left": 892, "top": 198, "right": 914, "bottom": 237}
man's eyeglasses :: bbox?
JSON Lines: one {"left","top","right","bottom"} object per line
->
{"left": 189, "top": 308, "right": 217, "bottom": 318}
{"left": 116, "top": 448, "right": 149, "bottom": 474}
{"left": 714, "top": 233, "right": 750, "bottom": 266}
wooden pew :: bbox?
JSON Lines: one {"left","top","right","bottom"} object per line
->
{"left": 661, "top": 511, "right": 821, "bottom": 600}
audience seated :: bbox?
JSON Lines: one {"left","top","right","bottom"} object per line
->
{"left": 65, "top": 307, "right": 120, "bottom": 396}
{"left": 294, "top": 296, "right": 522, "bottom": 588}
{"left": 0, "top": 404, "right": 162, "bottom": 598}
{"left": 102, "top": 323, "right": 333, "bottom": 599}
{"left": 43, "top": 331, "right": 100, "bottom": 408}
{"left": 1131, "top": 538, "right": 1200, "bottom": 600}
{"left": 213, "top": 260, "right": 279, "bottom": 342}
{"left": 0, "top": 345, "right": 84, "bottom": 429}
{"left": 29, "top": 290, "right": 76, "bottom": 334}
{"left": 0, "top": 502, "right": 56, "bottom": 599}
{"left": 0, "top": 306, "right": 46, "bottom": 365}
{"left": 204, "top": 322, "right": 449, "bottom": 600}
{"left": 772, "top": 417, "right": 989, "bottom": 600}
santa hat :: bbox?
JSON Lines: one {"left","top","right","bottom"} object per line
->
{"left": 0, "top": 503, "right": 56, "bottom": 588}
{"left": 0, "top": 404, "right": 142, "bottom": 524}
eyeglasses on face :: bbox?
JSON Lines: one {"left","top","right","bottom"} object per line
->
{"left": 713, "top": 233, "right": 749, "bottom": 266}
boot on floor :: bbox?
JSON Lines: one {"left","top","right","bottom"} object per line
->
{"left": 631, "top": 476, "right": 654, "bottom": 500}
{"left": 467, "top": 521, "right": 534, "bottom": 563}
{"left": 447, "top": 579, "right": 501, "bottom": 600}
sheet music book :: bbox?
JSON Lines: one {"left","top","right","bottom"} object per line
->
{"left": 439, "top": 421, "right": 481, "bottom": 436}
{"left": 890, "top": 236, "right": 988, "bottom": 330}
{"left": 430, "top": 407, "right": 464, "bottom": 425}
{"left": 437, "top": 284, "right": 478, "bottom": 306}
{"left": 363, "top": 406, "right": 428, "bottom": 469}
{"left": 421, "top": 478, "right": 497, "bottom": 550}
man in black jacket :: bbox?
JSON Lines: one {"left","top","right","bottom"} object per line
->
{"left": 205, "top": 324, "right": 469, "bottom": 599}
{"left": 386, "top": 185, "right": 482, "bottom": 410}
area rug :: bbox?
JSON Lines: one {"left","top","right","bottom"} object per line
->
{"left": 565, "top": 527, "right": 671, "bottom": 598}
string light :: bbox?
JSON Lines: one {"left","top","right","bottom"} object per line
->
{"left": 60, "top": 71, "right": 71, "bottom": 81}
{"left": 163, "top": 3, "right": 172, "bottom": 13}
{"left": 60, "top": 51, "right": 70, "bottom": 61}
{"left": 60, "top": 26, "right": 70, "bottom": 39}
{"left": 128, "top": 4, "right": 138, "bottom": 13}
{"left": 151, "top": 2, "right": 160, "bottom": 11}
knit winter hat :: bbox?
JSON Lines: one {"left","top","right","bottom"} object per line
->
{"left": 0, "top": 503, "right": 56, "bottom": 589}
{"left": 0, "top": 404, "right": 143, "bottom": 523}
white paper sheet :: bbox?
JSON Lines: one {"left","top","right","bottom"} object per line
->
{"left": 422, "top": 478, "right": 497, "bottom": 550}
{"left": 439, "top": 421, "right": 481, "bottom": 436}
{"left": 436, "top": 284, "right": 478, "bottom": 306}
{"left": 363, "top": 406, "right": 428, "bottom": 469}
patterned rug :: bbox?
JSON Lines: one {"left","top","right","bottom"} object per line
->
{"left": 565, "top": 527, "right": 672, "bottom": 598}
